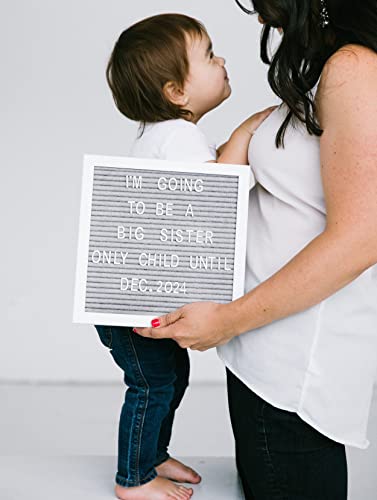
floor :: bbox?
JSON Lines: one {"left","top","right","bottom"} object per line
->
{"left": 0, "top": 456, "right": 243, "bottom": 500}
{"left": 1, "top": 382, "right": 377, "bottom": 499}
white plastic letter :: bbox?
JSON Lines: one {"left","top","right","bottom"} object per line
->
{"left": 135, "top": 227, "right": 144, "bottom": 241}
{"left": 120, "top": 277, "right": 129, "bottom": 290}
{"left": 117, "top": 226, "right": 126, "bottom": 240}
{"left": 91, "top": 250, "right": 101, "bottom": 264}
{"left": 185, "top": 204, "right": 194, "bottom": 217}
{"left": 156, "top": 202, "right": 164, "bottom": 215}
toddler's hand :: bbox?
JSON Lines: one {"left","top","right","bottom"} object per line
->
{"left": 215, "top": 105, "right": 279, "bottom": 165}
{"left": 216, "top": 141, "right": 228, "bottom": 158}
{"left": 238, "top": 105, "right": 278, "bottom": 137}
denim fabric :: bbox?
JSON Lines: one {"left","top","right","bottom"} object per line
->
{"left": 226, "top": 368, "right": 348, "bottom": 500}
{"left": 95, "top": 325, "right": 189, "bottom": 487}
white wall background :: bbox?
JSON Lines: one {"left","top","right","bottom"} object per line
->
{"left": 3, "top": 5, "right": 377, "bottom": 498}
{"left": 1, "top": 0, "right": 281, "bottom": 383}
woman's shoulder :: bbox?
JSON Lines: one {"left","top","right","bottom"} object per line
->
{"left": 331, "top": 43, "right": 376, "bottom": 60}
{"left": 319, "top": 43, "right": 377, "bottom": 89}
{"left": 315, "top": 44, "right": 376, "bottom": 122}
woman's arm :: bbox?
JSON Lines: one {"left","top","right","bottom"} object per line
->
{"left": 229, "top": 46, "right": 377, "bottom": 333}
{"left": 214, "top": 106, "right": 277, "bottom": 164}
{"left": 134, "top": 46, "right": 377, "bottom": 350}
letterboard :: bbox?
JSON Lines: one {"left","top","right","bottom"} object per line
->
{"left": 73, "top": 155, "right": 252, "bottom": 327}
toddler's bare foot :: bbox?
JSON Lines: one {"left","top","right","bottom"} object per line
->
{"left": 156, "top": 458, "right": 201, "bottom": 484}
{"left": 115, "top": 476, "right": 193, "bottom": 500}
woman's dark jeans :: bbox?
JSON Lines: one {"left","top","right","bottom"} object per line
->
{"left": 95, "top": 325, "right": 189, "bottom": 487}
{"left": 226, "top": 368, "right": 348, "bottom": 500}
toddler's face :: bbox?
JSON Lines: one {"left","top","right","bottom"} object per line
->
{"left": 183, "top": 32, "right": 231, "bottom": 121}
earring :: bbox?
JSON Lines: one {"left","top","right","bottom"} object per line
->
{"left": 319, "top": 0, "right": 330, "bottom": 28}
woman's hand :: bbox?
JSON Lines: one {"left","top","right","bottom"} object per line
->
{"left": 133, "top": 301, "right": 236, "bottom": 351}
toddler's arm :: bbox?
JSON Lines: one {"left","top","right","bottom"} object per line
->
{"left": 214, "top": 106, "right": 277, "bottom": 165}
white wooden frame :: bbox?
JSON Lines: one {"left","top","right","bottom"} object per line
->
{"left": 73, "top": 154, "right": 251, "bottom": 327}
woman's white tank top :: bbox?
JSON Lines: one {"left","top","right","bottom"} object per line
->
{"left": 217, "top": 98, "right": 377, "bottom": 448}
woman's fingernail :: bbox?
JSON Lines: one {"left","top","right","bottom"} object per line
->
{"left": 132, "top": 328, "right": 137, "bottom": 333}
{"left": 151, "top": 318, "right": 160, "bottom": 328}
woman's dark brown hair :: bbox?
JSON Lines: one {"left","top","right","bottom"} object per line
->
{"left": 106, "top": 13, "right": 206, "bottom": 132}
{"left": 235, "top": 0, "right": 377, "bottom": 148}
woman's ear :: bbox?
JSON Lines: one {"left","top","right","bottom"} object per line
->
{"left": 163, "top": 81, "right": 189, "bottom": 107}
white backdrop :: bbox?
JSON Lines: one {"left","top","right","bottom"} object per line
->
{"left": 1, "top": 0, "right": 280, "bottom": 382}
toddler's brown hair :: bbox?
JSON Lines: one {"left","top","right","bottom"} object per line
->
{"left": 106, "top": 13, "right": 206, "bottom": 127}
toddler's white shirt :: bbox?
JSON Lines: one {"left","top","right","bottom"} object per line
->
{"left": 129, "top": 118, "right": 256, "bottom": 189}
{"left": 129, "top": 119, "right": 217, "bottom": 162}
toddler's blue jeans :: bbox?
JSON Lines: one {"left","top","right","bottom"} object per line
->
{"left": 94, "top": 325, "right": 189, "bottom": 487}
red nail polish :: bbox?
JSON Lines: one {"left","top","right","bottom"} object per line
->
{"left": 132, "top": 328, "right": 137, "bottom": 333}
{"left": 151, "top": 318, "right": 160, "bottom": 328}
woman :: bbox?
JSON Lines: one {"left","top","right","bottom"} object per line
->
{"left": 134, "top": 0, "right": 377, "bottom": 498}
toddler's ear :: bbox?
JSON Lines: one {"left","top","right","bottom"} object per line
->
{"left": 163, "top": 81, "right": 189, "bottom": 107}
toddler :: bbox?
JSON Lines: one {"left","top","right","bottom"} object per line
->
{"left": 95, "top": 13, "right": 274, "bottom": 500}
